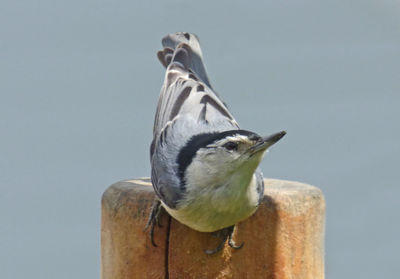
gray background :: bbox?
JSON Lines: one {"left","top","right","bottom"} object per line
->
{"left": 1, "top": 0, "right": 399, "bottom": 278}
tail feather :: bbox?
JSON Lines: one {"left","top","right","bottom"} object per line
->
{"left": 157, "top": 47, "right": 173, "bottom": 68}
{"left": 157, "top": 32, "right": 212, "bottom": 88}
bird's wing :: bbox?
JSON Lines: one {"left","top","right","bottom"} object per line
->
{"left": 150, "top": 33, "right": 239, "bottom": 208}
{"left": 153, "top": 32, "right": 238, "bottom": 138}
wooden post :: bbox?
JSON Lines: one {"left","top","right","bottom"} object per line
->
{"left": 101, "top": 178, "right": 325, "bottom": 279}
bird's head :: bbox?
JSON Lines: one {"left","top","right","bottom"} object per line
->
{"left": 177, "top": 130, "right": 286, "bottom": 188}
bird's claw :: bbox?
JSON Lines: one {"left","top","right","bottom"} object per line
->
{"left": 204, "top": 225, "right": 244, "bottom": 255}
{"left": 144, "top": 199, "right": 163, "bottom": 247}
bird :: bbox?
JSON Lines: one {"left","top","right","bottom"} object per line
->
{"left": 146, "top": 32, "right": 286, "bottom": 254}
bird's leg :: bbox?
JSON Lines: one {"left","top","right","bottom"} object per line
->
{"left": 204, "top": 225, "right": 244, "bottom": 255}
{"left": 227, "top": 225, "right": 244, "bottom": 249}
{"left": 144, "top": 198, "right": 164, "bottom": 247}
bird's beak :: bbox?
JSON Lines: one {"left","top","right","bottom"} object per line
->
{"left": 248, "top": 131, "right": 286, "bottom": 155}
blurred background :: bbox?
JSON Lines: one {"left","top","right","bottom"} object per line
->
{"left": 1, "top": 0, "right": 399, "bottom": 278}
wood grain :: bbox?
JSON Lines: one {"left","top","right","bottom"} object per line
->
{"left": 101, "top": 178, "right": 325, "bottom": 279}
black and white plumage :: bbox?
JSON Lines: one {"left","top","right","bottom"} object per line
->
{"left": 148, "top": 32, "right": 285, "bottom": 254}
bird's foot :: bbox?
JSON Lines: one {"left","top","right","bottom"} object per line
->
{"left": 204, "top": 225, "right": 244, "bottom": 255}
{"left": 144, "top": 198, "right": 164, "bottom": 247}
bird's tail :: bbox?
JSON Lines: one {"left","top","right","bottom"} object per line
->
{"left": 157, "top": 32, "right": 212, "bottom": 88}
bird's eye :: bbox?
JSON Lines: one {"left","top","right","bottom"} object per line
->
{"left": 223, "top": 141, "right": 238, "bottom": 151}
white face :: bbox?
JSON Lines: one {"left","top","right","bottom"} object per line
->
{"left": 185, "top": 135, "right": 267, "bottom": 188}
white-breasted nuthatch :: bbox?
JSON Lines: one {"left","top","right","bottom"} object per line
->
{"left": 146, "top": 32, "right": 286, "bottom": 254}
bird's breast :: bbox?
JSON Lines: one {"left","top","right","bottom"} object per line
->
{"left": 163, "top": 174, "right": 260, "bottom": 232}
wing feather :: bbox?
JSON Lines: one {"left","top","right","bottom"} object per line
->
{"left": 151, "top": 33, "right": 239, "bottom": 207}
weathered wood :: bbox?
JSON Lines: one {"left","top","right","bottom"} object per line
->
{"left": 101, "top": 178, "right": 325, "bottom": 279}
{"left": 101, "top": 179, "right": 169, "bottom": 279}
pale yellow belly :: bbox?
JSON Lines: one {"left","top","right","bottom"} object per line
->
{"left": 162, "top": 175, "right": 259, "bottom": 232}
